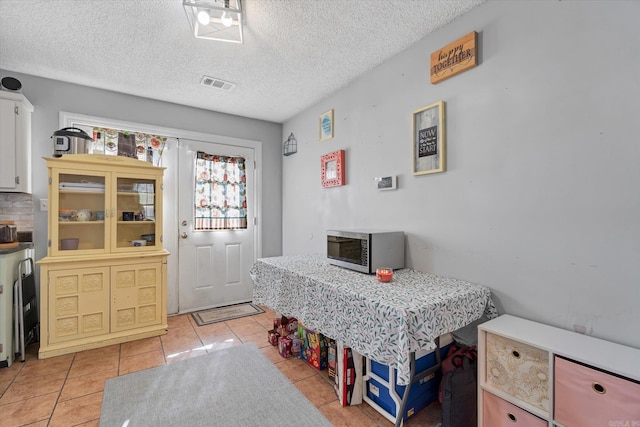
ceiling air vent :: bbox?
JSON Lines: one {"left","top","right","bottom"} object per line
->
{"left": 200, "top": 75, "right": 236, "bottom": 91}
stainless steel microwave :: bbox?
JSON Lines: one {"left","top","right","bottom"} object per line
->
{"left": 326, "top": 230, "right": 405, "bottom": 274}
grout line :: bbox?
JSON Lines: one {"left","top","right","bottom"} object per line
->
{"left": 41, "top": 352, "right": 75, "bottom": 427}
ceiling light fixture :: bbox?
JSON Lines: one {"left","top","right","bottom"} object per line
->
{"left": 183, "top": 0, "right": 243, "bottom": 43}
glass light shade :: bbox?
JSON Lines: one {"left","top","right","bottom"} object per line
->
{"left": 197, "top": 10, "right": 210, "bottom": 25}
{"left": 221, "top": 11, "right": 233, "bottom": 27}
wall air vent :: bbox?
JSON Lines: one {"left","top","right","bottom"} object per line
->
{"left": 200, "top": 75, "right": 236, "bottom": 91}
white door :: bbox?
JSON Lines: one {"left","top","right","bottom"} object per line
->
{"left": 177, "top": 139, "right": 256, "bottom": 313}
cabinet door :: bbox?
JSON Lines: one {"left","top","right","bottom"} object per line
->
{"left": 50, "top": 168, "right": 109, "bottom": 256}
{"left": 111, "top": 173, "right": 162, "bottom": 252}
{"left": 13, "top": 99, "right": 31, "bottom": 193}
{"left": 111, "top": 263, "right": 162, "bottom": 332}
{"left": 0, "top": 99, "right": 17, "bottom": 190}
{"left": 48, "top": 267, "right": 110, "bottom": 344}
{"left": 0, "top": 249, "right": 27, "bottom": 364}
{"left": 0, "top": 97, "right": 31, "bottom": 193}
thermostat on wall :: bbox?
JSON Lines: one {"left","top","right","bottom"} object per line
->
{"left": 374, "top": 176, "right": 397, "bottom": 191}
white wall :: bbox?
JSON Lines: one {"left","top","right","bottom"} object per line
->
{"left": 0, "top": 71, "right": 283, "bottom": 313}
{"left": 282, "top": 1, "right": 640, "bottom": 348}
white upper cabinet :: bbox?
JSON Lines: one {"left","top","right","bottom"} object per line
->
{"left": 0, "top": 91, "right": 33, "bottom": 193}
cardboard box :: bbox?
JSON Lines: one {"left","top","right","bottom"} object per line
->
{"left": 276, "top": 315, "right": 298, "bottom": 339}
{"left": 267, "top": 329, "right": 280, "bottom": 346}
{"left": 328, "top": 339, "right": 337, "bottom": 382}
{"left": 329, "top": 339, "right": 363, "bottom": 406}
{"left": 278, "top": 336, "right": 293, "bottom": 358}
{"left": 298, "top": 324, "right": 327, "bottom": 370}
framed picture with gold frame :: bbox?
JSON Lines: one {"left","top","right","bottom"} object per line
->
{"left": 412, "top": 101, "right": 445, "bottom": 175}
{"left": 321, "top": 149, "right": 345, "bottom": 187}
{"left": 319, "top": 109, "right": 334, "bottom": 141}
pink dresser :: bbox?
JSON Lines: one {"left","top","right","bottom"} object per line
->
{"left": 482, "top": 391, "right": 547, "bottom": 427}
{"left": 554, "top": 356, "right": 640, "bottom": 426}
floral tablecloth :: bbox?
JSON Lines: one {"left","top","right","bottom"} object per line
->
{"left": 250, "top": 254, "right": 498, "bottom": 386}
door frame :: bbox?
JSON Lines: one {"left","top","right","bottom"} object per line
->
{"left": 60, "top": 111, "right": 263, "bottom": 315}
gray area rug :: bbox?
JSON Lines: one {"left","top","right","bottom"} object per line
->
{"left": 100, "top": 343, "right": 333, "bottom": 427}
{"left": 191, "top": 303, "right": 265, "bottom": 326}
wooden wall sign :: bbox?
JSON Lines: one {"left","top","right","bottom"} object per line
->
{"left": 430, "top": 31, "right": 478, "bottom": 84}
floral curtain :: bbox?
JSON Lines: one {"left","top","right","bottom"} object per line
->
{"left": 92, "top": 127, "right": 167, "bottom": 166}
{"left": 194, "top": 151, "right": 247, "bottom": 230}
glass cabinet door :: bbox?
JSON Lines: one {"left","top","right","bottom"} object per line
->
{"left": 53, "top": 171, "right": 108, "bottom": 255}
{"left": 113, "top": 174, "right": 159, "bottom": 251}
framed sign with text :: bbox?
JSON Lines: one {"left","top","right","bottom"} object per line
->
{"left": 412, "top": 101, "right": 445, "bottom": 175}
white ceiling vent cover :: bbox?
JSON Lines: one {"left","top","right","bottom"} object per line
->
{"left": 200, "top": 75, "right": 236, "bottom": 91}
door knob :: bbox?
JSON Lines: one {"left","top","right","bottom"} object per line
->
{"left": 181, "top": 232, "right": 188, "bottom": 239}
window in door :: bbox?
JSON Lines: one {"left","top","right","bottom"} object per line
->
{"left": 194, "top": 151, "right": 247, "bottom": 230}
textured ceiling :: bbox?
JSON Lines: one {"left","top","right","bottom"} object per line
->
{"left": 0, "top": 0, "right": 484, "bottom": 123}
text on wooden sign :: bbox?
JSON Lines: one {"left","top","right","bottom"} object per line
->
{"left": 430, "top": 31, "right": 478, "bottom": 84}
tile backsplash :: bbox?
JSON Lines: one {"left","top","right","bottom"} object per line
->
{"left": 0, "top": 192, "right": 34, "bottom": 232}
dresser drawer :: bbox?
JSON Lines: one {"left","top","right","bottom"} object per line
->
{"left": 485, "top": 333, "right": 549, "bottom": 412}
{"left": 554, "top": 356, "right": 640, "bottom": 426}
{"left": 482, "top": 390, "right": 547, "bottom": 427}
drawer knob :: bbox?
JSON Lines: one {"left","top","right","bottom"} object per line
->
{"left": 592, "top": 382, "right": 606, "bottom": 394}
{"left": 511, "top": 350, "right": 521, "bottom": 359}
{"left": 507, "top": 412, "right": 518, "bottom": 422}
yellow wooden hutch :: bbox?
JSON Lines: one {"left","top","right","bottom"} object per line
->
{"left": 38, "top": 154, "right": 168, "bottom": 359}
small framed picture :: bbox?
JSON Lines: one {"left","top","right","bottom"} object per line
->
{"left": 321, "top": 149, "right": 345, "bottom": 187}
{"left": 412, "top": 101, "right": 445, "bottom": 175}
{"left": 319, "top": 109, "right": 334, "bottom": 141}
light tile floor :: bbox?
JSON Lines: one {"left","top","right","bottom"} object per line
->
{"left": 0, "top": 306, "right": 442, "bottom": 426}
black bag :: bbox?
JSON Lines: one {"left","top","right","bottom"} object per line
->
{"left": 439, "top": 344, "right": 478, "bottom": 427}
